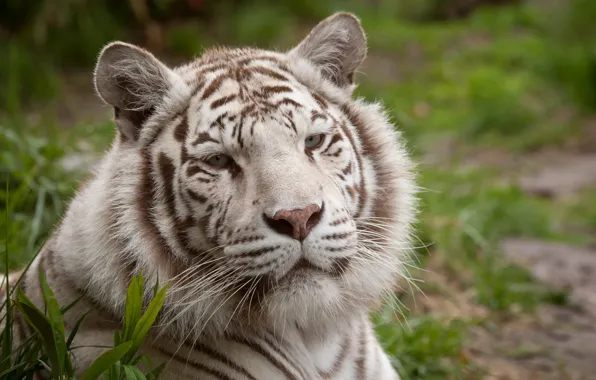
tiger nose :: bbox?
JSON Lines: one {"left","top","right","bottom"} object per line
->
{"left": 265, "top": 203, "right": 323, "bottom": 241}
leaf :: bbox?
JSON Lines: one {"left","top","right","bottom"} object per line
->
{"left": 137, "top": 270, "right": 145, "bottom": 297}
{"left": 131, "top": 354, "right": 151, "bottom": 366}
{"left": 124, "top": 364, "right": 147, "bottom": 380}
{"left": 123, "top": 275, "right": 143, "bottom": 342}
{"left": 59, "top": 294, "right": 84, "bottom": 314}
{"left": 109, "top": 360, "right": 121, "bottom": 380}
{"left": 129, "top": 284, "right": 168, "bottom": 356}
{"left": 124, "top": 365, "right": 137, "bottom": 380}
{"left": 0, "top": 322, "right": 12, "bottom": 374}
{"left": 153, "top": 273, "right": 159, "bottom": 298}
{"left": 14, "top": 289, "right": 61, "bottom": 379}
{"left": 146, "top": 362, "right": 166, "bottom": 380}
{"left": 39, "top": 263, "right": 69, "bottom": 374}
{"left": 0, "top": 361, "right": 27, "bottom": 378}
{"left": 1, "top": 200, "right": 12, "bottom": 374}
{"left": 80, "top": 341, "right": 133, "bottom": 380}
{"left": 66, "top": 311, "right": 89, "bottom": 349}
{"left": 114, "top": 330, "right": 121, "bottom": 346}
{"left": 101, "top": 368, "right": 111, "bottom": 380}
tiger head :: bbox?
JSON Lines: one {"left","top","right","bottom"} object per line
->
{"left": 92, "top": 12, "right": 416, "bottom": 338}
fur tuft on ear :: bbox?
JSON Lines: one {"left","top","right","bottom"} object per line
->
{"left": 289, "top": 12, "right": 367, "bottom": 88}
{"left": 94, "top": 42, "right": 174, "bottom": 141}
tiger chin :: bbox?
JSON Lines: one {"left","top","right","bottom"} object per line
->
{"left": 2, "top": 12, "right": 417, "bottom": 380}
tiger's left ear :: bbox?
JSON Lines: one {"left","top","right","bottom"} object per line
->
{"left": 289, "top": 12, "right": 367, "bottom": 88}
{"left": 94, "top": 41, "right": 183, "bottom": 142}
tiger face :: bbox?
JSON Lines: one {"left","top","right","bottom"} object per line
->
{"left": 93, "top": 13, "right": 416, "bottom": 336}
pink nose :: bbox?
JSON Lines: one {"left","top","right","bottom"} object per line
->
{"left": 265, "top": 204, "right": 323, "bottom": 241}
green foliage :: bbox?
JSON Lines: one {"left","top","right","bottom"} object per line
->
{"left": 464, "top": 68, "right": 535, "bottom": 137}
{"left": 374, "top": 305, "right": 480, "bottom": 379}
{"left": 165, "top": 22, "right": 205, "bottom": 57}
{"left": 0, "top": 124, "right": 76, "bottom": 271}
{"left": 418, "top": 168, "right": 556, "bottom": 311}
{"left": 539, "top": 0, "right": 596, "bottom": 111}
{"left": 0, "top": 42, "right": 60, "bottom": 116}
{"left": 12, "top": 271, "right": 75, "bottom": 378}
{"left": 1, "top": 265, "right": 167, "bottom": 379}
{"left": 81, "top": 271, "right": 168, "bottom": 380}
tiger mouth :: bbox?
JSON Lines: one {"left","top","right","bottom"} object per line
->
{"left": 242, "top": 257, "right": 351, "bottom": 302}
{"left": 288, "top": 257, "right": 324, "bottom": 274}
{"left": 284, "top": 257, "right": 350, "bottom": 279}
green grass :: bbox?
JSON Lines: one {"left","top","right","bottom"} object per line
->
{"left": 0, "top": 123, "right": 77, "bottom": 271}
{"left": 2, "top": 0, "right": 596, "bottom": 378}
{"left": 416, "top": 168, "right": 560, "bottom": 312}
{"left": 375, "top": 307, "right": 481, "bottom": 379}
{"left": 1, "top": 267, "right": 168, "bottom": 379}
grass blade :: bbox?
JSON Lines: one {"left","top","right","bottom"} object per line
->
{"left": 80, "top": 341, "right": 133, "bottom": 380}
{"left": 124, "top": 364, "right": 147, "bottom": 380}
{"left": 109, "top": 360, "right": 121, "bottom": 380}
{"left": 60, "top": 293, "right": 83, "bottom": 314}
{"left": 0, "top": 298, "right": 12, "bottom": 374}
{"left": 123, "top": 275, "right": 142, "bottom": 342}
{"left": 0, "top": 360, "right": 27, "bottom": 377}
{"left": 13, "top": 293, "right": 60, "bottom": 378}
{"left": 146, "top": 362, "right": 166, "bottom": 380}
{"left": 129, "top": 284, "right": 168, "bottom": 356}
{"left": 1, "top": 180, "right": 12, "bottom": 374}
{"left": 38, "top": 263, "right": 68, "bottom": 375}
{"left": 66, "top": 311, "right": 89, "bottom": 349}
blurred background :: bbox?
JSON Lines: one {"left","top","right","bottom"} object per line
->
{"left": 1, "top": 0, "right": 596, "bottom": 378}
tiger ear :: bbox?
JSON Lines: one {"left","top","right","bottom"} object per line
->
{"left": 289, "top": 12, "right": 367, "bottom": 88}
{"left": 94, "top": 41, "right": 176, "bottom": 142}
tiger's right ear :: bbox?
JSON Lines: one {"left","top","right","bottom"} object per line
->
{"left": 94, "top": 42, "right": 178, "bottom": 142}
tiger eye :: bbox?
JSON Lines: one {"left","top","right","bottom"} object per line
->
{"left": 206, "top": 154, "right": 231, "bottom": 168}
{"left": 305, "top": 134, "right": 325, "bottom": 149}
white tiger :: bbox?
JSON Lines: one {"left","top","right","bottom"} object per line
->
{"left": 2, "top": 12, "right": 417, "bottom": 379}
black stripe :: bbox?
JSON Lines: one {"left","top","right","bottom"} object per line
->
{"left": 189, "top": 343, "right": 258, "bottom": 380}
{"left": 329, "top": 217, "right": 350, "bottom": 227}
{"left": 323, "top": 148, "right": 342, "bottom": 158}
{"left": 212, "top": 197, "right": 232, "bottom": 245}
{"left": 311, "top": 111, "right": 327, "bottom": 123}
{"left": 186, "top": 165, "right": 216, "bottom": 178}
{"left": 320, "top": 134, "right": 343, "bottom": 155}
{"left": 139, "top": 149, "right": 185, "bottom": 278}
{"left": 209, "top": 112, "right": 230, "bottom": 130}
{"left": 321, "top": 232, "right": 353, "bottom": 240}
{"left": 187, "top": 189, "right": 208, "bottom": 204}
{"left": 201, "top": 74, "right": 228, "bottom": 100}
{"left": 261, "top": 331, "right": 308, "bottom": 379}
{"left": 173, "top": 115, "right": 189, "bottom": 142}
{"left": 250, "top": 66, "right": 289, "bottom": 81}
{"left": 229, "top": 246, "right": 280, "bottom": 258}
{"left": 261, "top": 85, "right": 293, "bottom": 97}
{"left": 355, "top": 322, "right": 367, "bottom": 378}
{"left": 276, "top": 98, "right": 302, "bottom": 108}
{"left": 158, "top": 347, "right": 235, "bottom": 380}
{"left": 196, "top": 63, "right": 228, "bottom": 77}
{"left": 228, "top": 336, "right": 300, "bottom": 380}
{"left": 338, "top": 115, "right": 367, "bottom": 219}
{"left": 227, "top": 236, "right": 266, "bottom": 246}
{"left": 311, "top": 91, "right": 328, "bottom": 109}
{"left": 318, "top": 334, "right": 350, "bottom": 378}
{"left": 192, "top": 132, "right": 219, "bottom": 146}
{"left": 211, "top": 94, "right": 238, "bottom": 109}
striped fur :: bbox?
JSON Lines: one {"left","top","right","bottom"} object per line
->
{"left": 1, "top": 12, "right": 416, "bottom": 379}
